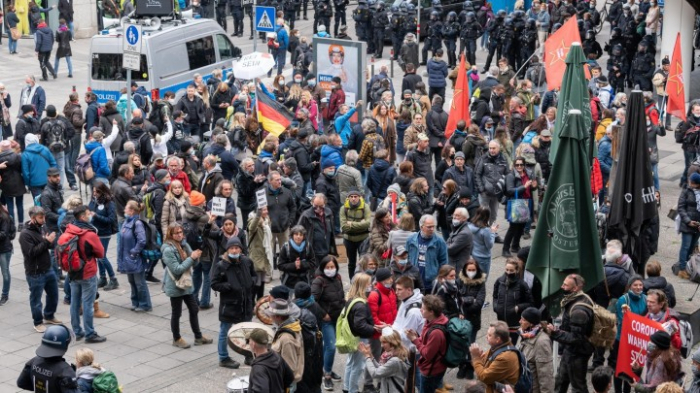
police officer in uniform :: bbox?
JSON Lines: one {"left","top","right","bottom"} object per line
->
{"left": 390, "top": 5, "right": 404, "bottom": 60}
{"left": 607, "top": 44, "right": 628, "bottom": 93}
{"left": 317, "top": 0, "right": 333, "bottom": 35}
{"left": 483, "top": 9, "right": 504, "bottom": 72}
{"left": 17, "top": 325, "right": 78, "bottom": 393}
{"left": 353, "top": 0, "right": 371, "bottom": 50}
{"left": 511, "top": 10, "right": 526, "bottom": 72}
{"left": 404, "top": 3, "right": 418, "bottom": 38}
{"left": 458, "top": 0, "right": 475, "bottom": 25}
{"left": 216, "top": 0, "right": 229, "bottom": 30}
{"left": 230, "top": 0, "right": 244, "bottom": 37}
{"left": 244, "top": 0, "right": 255, "bottom": 39}
{"left": 604, "top": 27, "right": 623, "bottom": 56}
{"left": 443, "top": 11, "right": 460, "bottom": 68}
{"left": 333, "top": 0, "right": 348, "bottom": 37}
{"left": 283, "top": 0, "right": 298, "bottom": 29}
{"left": 583, "top": 29, "right": 603, "bottom": 60}
{"left": 631, "top": 41, "right": 655, "bottom": 91}
{"left": 371, "top": 2, "right": 389, "bottom": 58}
{"left": 499, "top": 17, "right": 515, "bottom": 70}
{"left": 460, "top": 11, "right": 481, "bottom": 67}
{"left": 421, "top": 11, "right": 443, "bottom": 65}
{"left": 519, "top": 18, "right": 538, "bottom": 75}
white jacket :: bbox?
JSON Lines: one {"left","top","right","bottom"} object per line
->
{"left": 393, "top": 289, "right": 424, "bottom": 348}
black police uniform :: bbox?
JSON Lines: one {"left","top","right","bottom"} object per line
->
{"left": 519, "top": 21, "right": 538, "bottom": 73}
{"left": 631, "top": 49, "right": 655, "bottom": 91}
{"left": 372, "top": 5, "right": 389, "bottom": 58}
{"left": 352, "top": 0, "right": 371, "bottom": 48}
{"left": 333, "top": 0, "right": 348, "bottom": 37}
{"left": 283, "top": 0, "right": 298, "bottom": 29}
{"left": 216, "top": 0, "right": 229, "bottom": 30}
{"left": 607, "top": 47, "right": 629, "bottom": 93}
{"left": 243, "top": 1, "right": 254, "bottom": 39}
{"left": 483, "top": 15, "right": 503, "bottom": 71}
{"left": 499, "top": 18, "right": 515, "bottom": 70}
{"left": 460, "top": 15, "right": 482, "bottom": 67}
{"left": 421, "top": 13, "right": 443, "bottom": 64}
{"left": 390, "top": 10, "right": 404, "bottom": 60}
{"left": 443, "top": 14, "right": 460, "bottom": 68}
{"left": 17, "top": 357, "right": 78, "bottom": 393}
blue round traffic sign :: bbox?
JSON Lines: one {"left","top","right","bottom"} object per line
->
{"left": 126, "top": 25, "right": 139, "bottom": 46}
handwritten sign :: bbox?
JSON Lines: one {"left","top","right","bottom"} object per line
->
{"left": 616, "top": 312, "right": 663, "bottom": 382}
{"left": 211, "top": 197, "right": 226, "bottom": 217}
{"left": 256, "top": 189, "right": 267, "bottom": 209}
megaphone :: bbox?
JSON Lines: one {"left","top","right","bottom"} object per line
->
{"left": 142, "top": 17, "right": 161, "bottom": 30}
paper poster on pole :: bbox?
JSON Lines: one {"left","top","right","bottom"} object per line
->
{"left": 256, "top": 189, "right": 268, "bottom": 208}
{"left": 211, "top": 197, "right": 227, "bottom": 217}
{"left": 615, "top": 312, "right": 664, "bottom": 382}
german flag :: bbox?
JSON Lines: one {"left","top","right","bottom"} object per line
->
{"left": 256, "top": 88, "right": 293, "bottom": 137}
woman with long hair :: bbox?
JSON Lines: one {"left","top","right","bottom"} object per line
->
{"left": 277, "top": 225, "right": 316, "bottom": 290}
{"left": 431, "top": 265, "right": 460, "bottom": 319}
{"left": 89, "top": 183, "right": 119, "bottom": 291}
{"left": 435, "top": 144, "right": 455, "bottom": 187}
{"left": 406, "top": 177, "right": 432, "bottom": 230}
{"left": 396, "top": 110, "right": 412, "bottom": 162}
{"left": 368, "top": 208, "right": 396, "bottom": 268}
{"left": 161, "top": 223, "right": 213, "bottom": 348}
{"left": 435, "top": 179, "right": 460, "bottom": 238}
{"left": 395, "top": 161, "right": 415, "bottom": 195}
{"left": 244, "top": 116, "right": 263, "bottom": 153}
{"left": 297, "top": 90, "right": 319, "bottom": 132}
{"left": 462, "top": 124, "right": 487, "bottom": 169}
{"left": 311, "top": 255, "right": 345, "bottom": 387}
{"left": 502, "top": 157, "right": 537, "bottom": 257}
{"left": 128, "top": 153, "right": 149, "bottom": 191}
{"left": 632, "top": 331, "right": 682, "bottom": 392}
{"left": 495, "top": 126, "right": 514, "bottom": 168}
{"left": 358, "top": 254, "right": 380, "bottom": 278}
{"left": 161, "top": 179, "right": 190, "bottom": 235}
{"left": 374, "top": 103, "right": 398, "bottom": 164}
{"left": 285, "top": 83, "right": 303, "bottom": 112}
{"left": 118, "top": 201, "right": 152, "bottom": 312}
{"left": 456, "top": 259, "right": 486, "bottom": 379}
{"left": 197, "top": 84, "right": 212, "bottom": 133}
{"left": 342, "top": 273, "right": 376, "bottom": 393}
{"left": 358, "top": 329, "right": 410, "bottom": 392}
{"left": 0, "top": 204, "right": 15, "bottom": 305}
{"left": 206, "top": 213, "right": 247, "bottom": 260}
{"left": 211, "top": 81, "right": 234, "bottom": 124}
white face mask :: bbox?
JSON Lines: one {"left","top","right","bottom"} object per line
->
{"left": 467, "top": 271, "right": 477, "bottom": 279}
{"left": 324, "top": 269, "right": 336, "bottom": 278}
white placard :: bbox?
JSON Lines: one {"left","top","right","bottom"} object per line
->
{"left": 211, "top": 197, "right": 227, "bottom": 217}
{"left": 256, "top": 188, "right": 267, "bottom": 209}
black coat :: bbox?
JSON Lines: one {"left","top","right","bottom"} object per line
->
{"left": 40, "top": 182, "right": 64, "bottom": 233}
{"left": 298, "top": 207, "right": 337, "bottom": 258}
{"left": 347, "top": 299, "right": 375, "bottom": 338}
{"left": 210, "top": 255, "right": 257, "bottom": 323}
{"left": 367, "top": 159, "right": 396, "bottom": 200}
{"left": 493, "top": 275, "right": 533, "bottom": 328}
{"left": 55, "top": 29, "right": 72, "bottom": 59}
{"left": 236, "top": 171, "right": 260, "bottom": 212}
{"left": 198, "top": 167, "right": 225, "bottom": 202}
{"left": 315, "top": 174, "right": 340, "bottom": 216}
{"left": 0, "top": 149, "right": 25, "bottom": 197}
{"left": 58, "top": 0, "right": 74, "bottom": 21}
{"left": 266, "top": 186, "right": 297, "bottom": 233}
{"left": 446, "top": 222, "right": 473, "bottom": 270}
{"left": 550, "top": 294, "right": 595, "bottom": 356}
{"left": 0, "top": 213, "right": 16, "bottom": 253}
{"left": 15, "top": 116, "right": 41, "bottom": 151}
{"left": 278, "top": 240, "right": 317, "bottom": 289}
{"left": 407, "top": 191, "right": 432, "bottom": 229}
{"left": 677, "top": 187, "right": 700, "bottom": 234}
{"left": 19, "top": 221, "right": 52, "bottom": 275}
{"left": 405, "top": 148, "right": 434, "bottom": 188}
{"left": 592, "top": 263, "right": 629, "bottom": 307}
{"left": 458, "top": 272, "right": 486, "bottom": 333}
{"left": 311, "top": 263, "right": 345, "bottom": 321}
{"left": 249, "top": 351, "right": 294, "bottom": 393}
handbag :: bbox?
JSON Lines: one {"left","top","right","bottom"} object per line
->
{"left": 506, "top": 190, "right": 531, "bottom": 224}
{"left": 166, "top": 266, "right": 193, "bottom": 290}
{"left": 10, "top": 27, "right": 20, "bottom": 40}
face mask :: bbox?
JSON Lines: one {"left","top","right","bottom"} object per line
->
{"left": 325, "top": 171, "right": 336, "bottom": 178}
{"left": 324, "top": 268, "right": 336, "bottom": 277}
{"left": 168, "top": 99, "right": 176, "bottom": 105}
{"left": 486, "top": 126, "right": 494, "bottom": 132}
{"left": 449, "top": 154, "right": 455, "bottom": 160}
{"left": 467, "top": 271, "right": 477, "bottom": 279}
{"left": 294, "top": 78, "right": 302, "bottom": 83}
{"left": 124, "top": 214, "right": 132, "bottom": 219}
{"left": 279, "top": 79, "right": 285, "bottom": 85}
{"left": 308, "top": 80, "right": 317, "bottom": 87}
{"left": 366, "top": 268, "right": 376, "bottom": 275}
{"left": 398, "top": 259, "right": 408, "bottom": 266}
{"left": 228, "top": 253, "right": 240, "bottom": 259}
{"left": 647, "top": 342, "right": 657, "bottom": 352}
{"left": 383, "top": 283, "right": 393, "bottom": 289}
{"left": 164, "top": 180, "right": 171, "bottom": 186}
{"left": 506, "top": 272, "right": 517, "bottom": 281}
{"left": 452, "top": 219, "right": 462, "bottom": 227}
{"left": 446, "top": 279, "right": 456, "bottom": 286}
{"left": 26, "top": 84, "right": 32, "bottom": 89}
{"left": 331, "top": 84, "right": 337, "bottom": 89}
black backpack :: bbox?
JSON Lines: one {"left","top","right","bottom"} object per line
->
{"left": 45, "top": 120, "right": 67, "bottom": 153}
{"left": 182, "top": 221, "right": 204, "bottom": 251}
{"left": 128, "top": 132, "right": 149, "bottom": 157}
{"left": 298, "top": 309, "right": 324, "bottom": 388}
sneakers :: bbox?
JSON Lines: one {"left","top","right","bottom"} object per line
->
{"left": 86, "top": 334, "right": 107, "bottom": 343}
{"left": 330, "top": 372, "right": 342, "bottom": 382}
{"left": 104, "top": 279, "right": 119, "bottom": 291}
{"left": 34, "top": 324, "right": 47, "bottom": 333}
{"left": 219, "top": 357, "right": 240, "bottom": 369}
{"left": 97, "top": 277, "right": 107, "bottom": 288}
{"left": 44, "top": 317, "right": 63, "bottom": 325}
{"left": 70, "top": 185, "right": 78, "bottom": 191}
{"left": 323, "top": 377, "right": 334, "bottom": 391}
{"left": 522, "top": 232, "right": 531, "bottom": 240}
{"left": 194, "top": 336, "right": 213, "bottom": 346}
{"left": 173, "top": 338, "right": 191, "bottom": 349}
{"left": 0, "top": 295, "right": 7, "bottom": 306}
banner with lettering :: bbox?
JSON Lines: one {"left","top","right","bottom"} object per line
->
{"left": 615, "top": 312, "right": 663, "bottom": 381}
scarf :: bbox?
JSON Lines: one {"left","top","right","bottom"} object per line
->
{"left": 693, "top": 189, "right": 700, "bottom": 213}
{"left": 294, "top": 296, "right": 315, "bottom": 309}
{"left": 560, "top": 290, "right": 584, "bottom": 309}
{"left": 647, "top": 310, "right": 666, "bottom": 322}
{"left": 290, "top": 240, "right": 306, "bottom": 253}
{"left": 166, "top": 239, "right": 188, "bottom": 261}
{"left": 518, "top": 325, "right": 542, "bottom": 339}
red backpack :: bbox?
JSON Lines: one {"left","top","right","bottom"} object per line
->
{"left": 56, "top": 235, "right": 86, "bottom": 280}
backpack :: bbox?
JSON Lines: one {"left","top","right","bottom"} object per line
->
{"left": 134, "top": 92, "right": 151, "bottom": 114}
{"left": 527, "top": 64, "right": 546, "bottom": 87}
{"left": 370, "top": 77, "right": 389, "bottom": 103}
{"left": 298, "top": 309, "right": 324, "bottom": 387}
{"left": 336, "top": 298, "right": 366, "bottom": 354}
{"left": 45, "top": 120, "right": 67, "bottom": 153}
{"left": 571, "top": 295, "right": 617, "bottom": 349}
{"left": 522, "top": 129, "right": 538, "bottom": 144}
{"left": 426, "top": 317, "right": 473, "bottom": 368}
{"left": 487, "top": 345, "right": 533, "bottom": 393}
{"left": 686, "top": 253, "right": 700, "bottom": 283}
{"left": 404, "top": 301, "right": 422, "bottom": 317}
{"left": 75, "top": 149, "right": 98, "bottom": 184}
{"left": 92, "top": 370, "right": 120, "bottom": 393}
{"left": 683, "top": 124, "right": 700, "bottom": 146}
{"left": 679, "top": 318, "right": 694, "bottom": 358}
{"left": 143, "top": 191, "right": 156, "bottom": 220}
{"left": 182, "top": 220, "right": 204, "bottom": 251}
{"left": 128, "top": 133, "right": 148, "bottom": 156}
{"left": 132, "top": 218, "right": 162, "bottom": 262}
{"left": 56, "top": 235, "right": 87, "bottom": 280}
{"left": 370, "top": 134, "right": 386, "bottom": 156}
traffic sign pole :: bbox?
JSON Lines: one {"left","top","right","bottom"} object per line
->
{"left": 123, "top": 23, "right": 143, "bottom": 125}
{"left": 253, "top": 0, "right": 257, "bottom": 52}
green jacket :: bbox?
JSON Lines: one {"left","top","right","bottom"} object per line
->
{"left": 161, "top": 241, "right": 196, "bottom": 298}
{"left": 339, "top": 199, "right": 371, "bottom": 242}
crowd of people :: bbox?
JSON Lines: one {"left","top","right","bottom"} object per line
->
{"left": 2, "top": 0, "right": 700, "bottom": 392}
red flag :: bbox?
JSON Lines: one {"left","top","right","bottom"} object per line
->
{"left": 543, "top": 17, "right": 584, "bottom": 90}
{"left": 445, "top": 54, "right": 470, "bottom": 140}
{"left": 666, "top": 33, "right": 687, "bottom": 122}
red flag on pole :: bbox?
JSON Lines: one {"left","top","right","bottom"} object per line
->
{"left": 543, "top": 17, "right": 586, "bottom": 90}
{"left": 666, "top": 33, "right": 687, "bottom": 122}
{"left": 445, "top": 54, "right": 470, "bottom": 140}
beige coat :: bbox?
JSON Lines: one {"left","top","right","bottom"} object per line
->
{"left": 272, "top": 319, "right": 305, "bottom": 383}
{"left": 247, "top": 212, "right": 272, "bottom": 275}
{"left": 645, "top": 6, "right": 660, "bottom": 32}
{"left": 518, "top": 329, "right": 554, "bottom": 393}
{"left": 161, "top": 194, "right": 189, "bottom": 235}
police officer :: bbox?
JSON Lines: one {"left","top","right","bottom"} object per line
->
{"left": 315, "top": 0, "right": 332, "bottom": 35}
{"left": 230, "top": 0, "right": 244, "bottom": 37}
{"left": 483, "top": 9, "right": 504, "bottom": 72}
{"left": 519, "top": 19, "right": 538, "bottom": 75}
{"left": 604, "top": 27, "right": 623, "bottom": 56}
{"left": 364, "top": 0, "right": 376, "bottom": 53}
{"left": 421, "top": 11, "right": 443, "bottom": 65}
{"left": 390, "top": 5, "right": 404, "bottom": 60}
{"left": 17, "top": 325, "right": 78, "bottom": 392}
{"left": 499, "top": 17, "right": 515, "bottom": 71}
{"left": 283, "top": 0, "right": 298, "bottom": 29}
{"left": 244, "top": 0, "right": 254, "bottom": 39}
{"left": 511, "top": 10, "right": 526, "bottom": 71}
{"left": 607, "top": 44, "right": 628, "bottom": 93}
{"left": 631, "top": 41, "right": 655, "bottom": 91}
{"left": 404, "top": 3, "right": 418, "bottom": 38}
{"left": 583, "top": 30, "right": 603, "bottom": 60}
{"left": 353, "top": 0, "right": 371, "bottom": 49}
{"left": 458, "top": 0, "right": 475, "bottom": 25}
{"left": 460, "top": 12, "right": 482, "bottom": 67}
{"left": 371, "top": 2, "right": 389, "bottom": 58}
{"left": 333, "top": 0, "right": 348, "bottom": 37}
{"left": 443, "top": 11, "right": 460, "bottom": 68}
{"left": 216, "top": 0, "right": 229, "bottom": 30}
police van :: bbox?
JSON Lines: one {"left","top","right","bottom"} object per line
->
{"left": 89, "top": 18, "right": 242, "bottom": 104}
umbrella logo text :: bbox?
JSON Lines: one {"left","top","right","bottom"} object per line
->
{"left": 548, "top": 183, "right": 579, "bottom": 252}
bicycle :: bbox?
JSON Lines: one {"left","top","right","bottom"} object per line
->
{"left": 595, "top": 0, "right": 614, "bottom": 34}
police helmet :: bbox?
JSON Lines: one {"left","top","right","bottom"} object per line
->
{"left": 527, "top": 18, "right": 536, "bottom": 29}
{"left": 432, "top": 0, "right": 441, "bottom": 5}
{"left": 367, "top": 0, "right": 376, "bottom": 6}
{"left": 448, "top": 11, "right": 458, "bottom": 21}
{"left": 611, "top": 27, "right": 621, "bottom": 38}
{"left": 391, "top": 5, "right": 399, "bottom": 13}
{"left": 504, "top": 17, "right": 513, "bottom": 27}
{"left": 513, "top": 10, "right": 524, "bottom": 19}
{"left": 399, "top": 2, "right": 408, "bottom": 11}
{"left": 430, "top": 10, "right": 439, "bottom": 19}
{"left": 375, "top": 1, "right": 384, "bottom": 10}
{"left": 612, "top": 44, "right": 623, "bottom": 56}
{"left": 407, "top": 3, "right": 415, "bottom": 11}
{"left": 637, "top": 41, "right": 648, "bottom": 52}
{"left": 36, "top": 325, "right": 73, "bottom": 358}
{"left": 463, "top": 0, "right": 473, "bottom": 10}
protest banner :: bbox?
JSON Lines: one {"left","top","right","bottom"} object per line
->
{"left": 615, "top": 311, "right": 664, "bottom": 382}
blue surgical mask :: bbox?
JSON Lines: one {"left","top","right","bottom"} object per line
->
{"left": 366, "top": 268, "right": 376, "bottom": 275}
{"left": 228, "top": 253, "right": 240, "bottom": 260}
{"left": 308, "top": 80, "right": 317, "bottom": 87}
{"left": 164, "top": 180, "right": 171, "bottom": 186}
{"left": 398, "top": 259, "right": 408, "bottom": 266}
{"left": 383, "top": 283, "right": 393, "bottom": 289}
{"left": 26, "top": 84, "right": 32, "bottom": 89}
{"left": 124, "top": 214, "right": 132, "bottom": 219}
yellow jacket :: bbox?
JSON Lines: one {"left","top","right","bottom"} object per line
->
{"left": 596, "top": 118, "right": 613, "bottom": 141}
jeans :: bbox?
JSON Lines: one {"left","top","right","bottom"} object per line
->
{"left": 116, "top": 219, "right": 124, "bottom": 262}
{"left": 193, "top": 261, "right": 212, "bottom": 306}
{"left": 344, "top": 239, "right": 362, "bottom": 278}
{"left": 52, "top": 151, "right": 66, "bottom": 188}
{"left": 65, "top": 134, "right": 81, "bottom": 187}
{"left": 652, "top": 163, "right": 660, "bottom": 191}
{"left": 170, "top": 294, "right": 202, "bottom": 341}
{"left": 127, "top": 271, "right": 152, "bottom": 310}
{"left": 0, "top": 252, "right": 11, "bottom": 297}
{"left": 420, "top": 372, "right": 445, "bottom": 393}
{"left": 98, "top": 237, "right": 116, "bottom": 279}
{"left": 69, "top": 275, "right": 98, "bottom": 338}
{"left": 3, "top": 195, "right": 24, "bottom": 225}
{"left": 8, "top": 35, "right": 17, "bottom": 53}
{"left": 276, "top": 47, "right": 287, "bottom": 75}
{"left": 343, "top": 341, "right": 368, "bottom": 393}
{"left": 321, "top": 320, "right": 336, "bottom": 373}
{"left": 473, "top": 255, "right": 491, "bottom": 276}
{"left": 26, "top": 270, "right": 59, "bottom": 326}
{"left": 183, "top": 123, "right": 201, "bottom": 139}
{"left": 682, "top": 150, "right": 697, "bottom": 186}
{"left": 479, "top": 193, "right": 500, "bottom": 225}
{"left": 679, "top": 232, "right": 700, "bottom": 270}
{"left": 218, "top": 321, "right": 233, "bottom": 361}
{"left": 30, "top": 186, "right": 44, "bottom": 199}
{"left": 54, "top": 56, "right": 73, "bottom": 76}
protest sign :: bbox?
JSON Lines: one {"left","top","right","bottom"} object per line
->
{"left": 616, "top": 312, "right": 664, "bottom": 382}
{"left": 211, "top": 197, "right": 226, "bottom": 217}
{"left": 256, "top": 189, "right": 268, "bottom": 209}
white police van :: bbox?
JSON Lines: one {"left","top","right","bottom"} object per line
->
{"left": 89, "top": 17, "right": 241, "bottom": 104}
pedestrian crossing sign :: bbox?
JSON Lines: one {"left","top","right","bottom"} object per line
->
{"left": 255, "top": 6, "right": 276, "bottom": 33}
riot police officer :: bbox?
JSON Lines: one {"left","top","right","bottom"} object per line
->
{"left": 390, "top": 5, "right": 404, "bottom": 60}
{"left": 459, "top": 0, "right": 475, "bottom": 25}
{"left": 583, "top": 30, "right": 603, "bottom": 60}
{"left": 519, "top": 19, "right": 538, "bottom": 75}
{"left": 460, "top": 11, "right": 482, "bottom": 67}
{"left": 17, "top": 325, "right": 78, "bottom": 392}
{"left": 605, "top": 27, "right": 623, "bottom": 56}
{"left": 333, "top": 0, "right": 348, "bottom": 37}
{"left": 483, "top": 10, "right": 504, "bottom": 72}
{"left": 353, "top": 0, "right": 371, "bottom": 49}
{"left": 607, "top": 44, "right": 628, "bottom": 93}
{"left": 284, "top": 0, "right": 298, "bottom": 29}
{"left": 443, "top": 11, "right": 460, "bottom": 68}
{"left": 316, "top": 0, "right": 333, "bottom": 35}
{"left": 231, "top": 0, "right": 245, "bottom": 37}
{"left": 512, "top": 10, "right": 526, "bottom": 71}
{"left": 216, "top": 0, "right": 229, "bottom": 30}
{"left": 244, "top": 0, "right": 255, "bottom": 39}
{"left": 421, "top": 10, "right": 443, "bottom": 65}
{"left": 631, "top": 41, "right": 655, "bottom": 91}
{"left": 372, "top": 2, "right": 389, "bottom": 58}
{"left": 499, "top": 17, "right": 515, "bottom": 71}
{"left": 404, "top": 3, "right": 418, "bottom": 38}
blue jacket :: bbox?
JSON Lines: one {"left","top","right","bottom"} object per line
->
{"left": 85, "top": 101, "right": 100, "bottom": 131}
{"left": 88, "top": 198, "right": 117, "bottom": 237}
{"left": 468, "top": 222, "right": 495, "bottom": 260}
{"left": 427, "top": 58, "right": 448, "bottom": 88}
{"left": 406, "top": 232, "right": 448, "bottom": 288}
{"left": 615, "top": 290, "right": 647, "bottom": 340}
{"left": 276, "top": 25, "right": 289, "bottom": 49}
{"left": 334, "top": 106, "right": 357, "bottom": 146}
{"left": 34, "top": 25, "right": 54, "bottom": 52}
{"left": 321, "top": 144, "right": 343, "bottom": 169}
{"left": 21, "top": 143, "right": 57, "bottom": 187}
{"left": 598, "top": 136, "right": 612, "bottom": 175}
{"left": 117, "top": 216, "right": 147, "bottom": 274}
{"left": 367, "top": 159, "right": 396, "bottom": 199}
{"left": 85, "top": 141, "right": 111, "bottom": 179}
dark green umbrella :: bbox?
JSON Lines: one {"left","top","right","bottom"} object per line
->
{"left": 526, "top": 110, "right": 604, "bottom": 316}
{"left": 549, "top": 42, "right": 595, "bottom": 164}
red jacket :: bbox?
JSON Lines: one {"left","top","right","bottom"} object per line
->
{"left": 327, "top": 88, "right": 345, "bottom": 121}
{"left": 168, "top": 170, "right": 192, "bottom": 193}
{"left": 647, "top": 309, "right": 682, "bottom": 351}
{"left": 368, "top": 282, "right": 398, "bottom": 339}
{"left": 57, "top": 222, "right": 105, "bottom": 280}
{"left": 645, "top": 102, "right": 660, "bottom": 126}
{"left": 412, "top": 314, "right": 449, "bottom": 376}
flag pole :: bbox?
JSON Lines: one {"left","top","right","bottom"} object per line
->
{"left": 513, "top": 51, "right": 539, "bottom": 80}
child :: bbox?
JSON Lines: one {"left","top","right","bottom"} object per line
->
{"left": 75, "top": 347, "right": 118, "bottom": 393}
{"left": 592, "top": 366, "right": 614, "bottom": 393}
